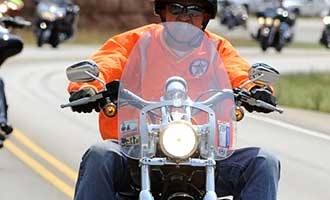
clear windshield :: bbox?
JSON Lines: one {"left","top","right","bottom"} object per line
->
{"left": 118, "top": 22, "right": 237, "bottom": 160}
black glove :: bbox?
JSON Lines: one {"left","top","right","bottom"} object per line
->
{"left": 243, "top": 87, "right": 277, "bottom": 113}
{"left": 69, "top": 87, "right": 98, "bottom": 113}
{"left": 105, "top": 80, "right": 120, "bottom": 101}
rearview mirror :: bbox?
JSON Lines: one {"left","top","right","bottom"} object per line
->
{"left": 66, "top": 60, "right": 99, "bottom": 82}
{"left": 249, "top": 63, "right": 280, "bottom": 85}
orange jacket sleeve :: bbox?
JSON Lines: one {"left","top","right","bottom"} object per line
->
{"left": 67, "top": 24, "right": 156, "bottom": 93}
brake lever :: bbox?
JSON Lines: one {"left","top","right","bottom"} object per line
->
{"left": 60, "top": 93, "right": 104, "bottom": 108}
{"left": 234, "top": 89, "right": 283, "bottom": 114}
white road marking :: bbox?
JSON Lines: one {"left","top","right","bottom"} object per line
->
{"left": 247, "top": 113, "right": 330, "bottom": 142}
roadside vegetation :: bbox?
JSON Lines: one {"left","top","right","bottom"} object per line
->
{"left": 275, "top": 73, "right": 330, "bottom": 113}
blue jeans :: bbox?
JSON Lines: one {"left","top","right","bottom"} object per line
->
{"left": 74, "top": 140, "right": 280, "bottom": 200}
{"left": 0, "top": 78, "right": 8, "bottom": 124}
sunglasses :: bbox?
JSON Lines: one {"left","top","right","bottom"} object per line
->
{"left": 167, "top": 3, "right": 205, "bottom": 17}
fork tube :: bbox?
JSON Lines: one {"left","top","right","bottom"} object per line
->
{"left": 141, "top": 162, "right": 150, "bottom": 190}
{"left": 204, "top": 159, "right": 217, "bottom": 200}
{"left": 139, "top": 160, "right": 154, "bottom": 200}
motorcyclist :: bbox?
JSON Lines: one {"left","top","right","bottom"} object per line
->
{"left": 0, "top": 77, "right": 12, "bottom": 145}
{"left": 68, "top": 0, "right": 280, "bottom": 199}
{"left": 52, "top": 0, "right": 79, "bottom": 40}
{"left": 0, "top": 13, "right": 20, "bottom": 147}
{"left": 34, "top": 0, "right": 79, "bottom": 42}
{"left": 277, "top": 0, "right": 296, "bottom": 41}
{"left": 253, "top": 0, "right": 295, "bottom": 44}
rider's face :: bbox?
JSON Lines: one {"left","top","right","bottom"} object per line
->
{"left": 161, "top": 1, "right": 208, "bottom": 29}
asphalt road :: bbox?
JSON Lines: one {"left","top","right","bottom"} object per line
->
{"left": 0, "top": 45, "right": 329, "bottom": 200}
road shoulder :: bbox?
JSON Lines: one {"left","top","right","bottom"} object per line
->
{"left": 255, "top": 106, "right": 330, "bottom": 135}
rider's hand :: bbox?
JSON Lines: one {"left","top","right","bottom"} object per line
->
{"left": 243, "top": 86, "right": 277, "bottom": 113}
{"left": 69, "top": 87, "right": 98, "bottom": 113}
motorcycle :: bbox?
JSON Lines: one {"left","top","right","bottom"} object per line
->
{"left": 319, "top": 14, "right": 330, "bottom": 49}
{"left": 34, "top": 0, "right": 79, "bottom": 48}
{"left": 0, "top": 15, "right": 31, "bottom": 65}
{"left": 218, "top": 0, "right": 248, "bottom": 30}
{"left": 253, "top": 7, "right": 296, "bottom": 52}
{"left": 61, "top": 22, "right": 283, "bottom": 200}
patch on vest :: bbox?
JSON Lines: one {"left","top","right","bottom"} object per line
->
{"left": 189, "top": 59, "right": 209, "bottom": 77}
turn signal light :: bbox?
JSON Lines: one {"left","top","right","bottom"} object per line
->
{"left": 103, "top": 102, "right": 117, "bottom": 118}
{"left": 235, "top": 107, "right": 244, "bottom": 121}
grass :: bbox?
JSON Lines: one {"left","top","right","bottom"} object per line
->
{"left": 274, "top": 73, "right": 330, "bottom": 113}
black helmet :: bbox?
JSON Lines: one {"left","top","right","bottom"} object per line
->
{"left": 154, "top": 0, "right": 217, "bottom": 19}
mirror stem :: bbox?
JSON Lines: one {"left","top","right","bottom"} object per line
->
{"left": 239, "top": 74, "right": 264, "bottom": 89}
{"left": 85, "top": 71, "right": 107, "bottom": 91}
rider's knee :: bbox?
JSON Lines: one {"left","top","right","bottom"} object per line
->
{"left": 257, "top": 149, "right": 281, "bottom": 178}
{"left": 86, "top": 140, "right": 123, "bottom": 164}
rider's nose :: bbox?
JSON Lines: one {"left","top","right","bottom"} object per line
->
{"left": 176, "top": 14, "right": 192, "bottom": 23}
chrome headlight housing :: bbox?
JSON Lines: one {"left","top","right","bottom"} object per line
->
{"left": 159, "top": 121, "right": 198, "bottom": 161}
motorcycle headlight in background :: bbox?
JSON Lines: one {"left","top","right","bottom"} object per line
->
{"left": 258, "top": 17, "right": 265, "bottom": 25}
{"left": 282, "top": 11, "right": 289, "bottom": 18}
{"left": 323, "top": 16, "right": 330, "bottom": 25}
{"left": 159, "top": 121, "right": 198, "bottom": 161}
{"left": 265, "top": 17, "right": 273, "bottom": 26}
{"left": 273, "top": 19, "right": 281, "bottom": 27}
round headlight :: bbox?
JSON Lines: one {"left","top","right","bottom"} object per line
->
{"left": 273, "top": 19, "right": 281, "bottom": 27}
{"left": 323, "top": 16, "right": 330, "bottom": 25}
{"left": 160, "top": 121, "right": 198, "bottom": 161}
{"left": 265, "top": 18, "right": 273, "bottom": 26}
{"left": 258, "top": 17, "right": 265, "bottom": 25}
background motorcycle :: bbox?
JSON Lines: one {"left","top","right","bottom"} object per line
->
{"left": 0, "top": 16, "right": 31, "bottom": 65}
{"left": 253, "top": 7, "right": 296, "bottom": 52}
{"left": 34, "top": 0, "right": 79, "bottom": 48}
{"left": 319, "top": 14, "right": 330, "bottom": 49}
{"left": 218, "top": 0, "right": 248, "bottom": 30}
{"left": 61, "top": 23, "right": 283, "bottom": 200}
